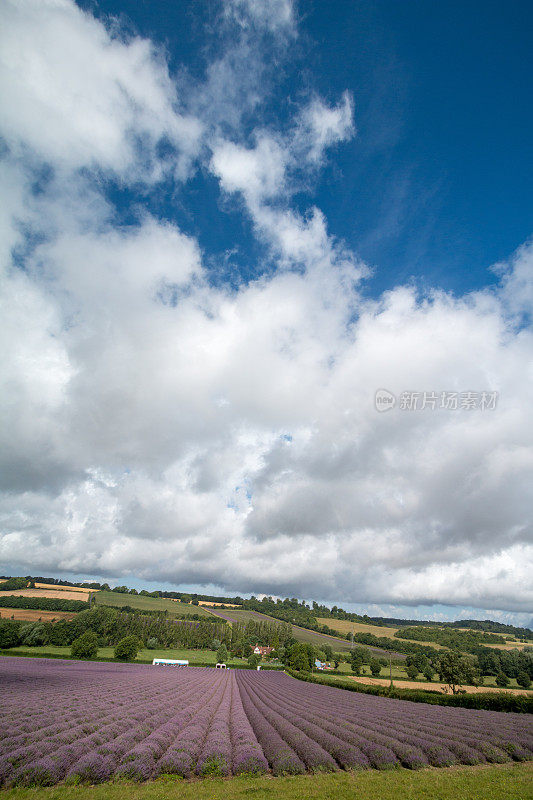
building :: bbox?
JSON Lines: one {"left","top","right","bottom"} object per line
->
{"left": 253, "top": 645, "right": 273, "bottom": 658}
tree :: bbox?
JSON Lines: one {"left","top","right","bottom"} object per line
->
{"left": 146, "top": 637, "right": 158, "bottom": 649}
{"left": 323, "top": 644, "right": 333, "bottom": 661}
{"left": 285, "top": 643, "right": 313, "bottom": 672}
{"left": 437, "top": 651, "right": 478, "bottom": 694}
{"left": 19, "top": 622, "right": 48, "bottom": 646}
{"left": 406, "top": 664, "right": 419, "bottom": 680}
{"left": 0, "top": 622, "right": 19, "bottom": 648}
{"left": 495, "top": 672, "right": 510, "bottom": 688}
{"left": 216, "top": 644, "right": 228, "bottom": 663}
{"left": 350, "top": 649, "right": 364, "bottom": 675}
{"left": 211, "top": 638, "right": 221, "bottom": 651}
{"left": 516, "top": 671, "right": 531, "bottom": 689}
{"left": 423, "top": 665, "right": 434, "bottom": 682}
{"left": 71, "top": 631, "right": 98, "bottom": 659}
{"left": 247, "top": 653, "right": 261, "bottom": 668}
{"left": 114, "top": 635, "right": 141, "bottom": 661}
{"left": 369, "top": 658, "right": 381, "bottom": 677}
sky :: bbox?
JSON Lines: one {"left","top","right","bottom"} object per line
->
{"left": 0, "top": 0, "right": 532, "bottom": 626}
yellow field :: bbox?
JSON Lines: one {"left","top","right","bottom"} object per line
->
{"left": 34, "top": 582, "right": 98, "bottom": 593}
{"left": 349, "top": 676, "right": 533, "bottom": 696}
{"left": 0, "top": 608, "right": 77, "bottom": 622}
{"left": 0, "top": 588, "right": 91, "bottom": 601}
{"left": 198, "top": 601, "right": 241, "bottom": 607}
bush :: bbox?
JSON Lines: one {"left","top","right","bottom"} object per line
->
{"left": 114, "top": 635, "right": 141, "bottom": 661}
{"left": 247, "top": 653, "right": 261, "bottom": 668}
{"left": 19, "top": 623, "right": 48, "bottom": 646}
{"left": 146, "top": 637, "right": 158, "bottom": 650}
{"left": 516, "top": 671, "right": 531, "bottom": 689}
{"left": 216, "top": 644, "right": 228, "bottom": 663}
{"left": 423, "top": 666, "right": 434, "bottom": 681}
{"left": 71, "top": 631, "right": 98, "bottom": 659}
{"left": 495, "top": 672, "right": 510, "bottom": 687}
{"left": 0, "top": 621, "right": 20, "bottom": 648}
{"left": 406, "top": 664, "right": 419, "bottom": 680}
{"left": 369, "top": 659, "right": 381, "bottom": 677}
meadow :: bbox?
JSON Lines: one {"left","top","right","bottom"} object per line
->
{"left": 0, "top": 657, "right": 531, "bottom": 788}
{"left": 1, "top": 646, "right": 251, "bottom": 666}
{"left": 93, "top": 592, "right": 214, "bottom": 618}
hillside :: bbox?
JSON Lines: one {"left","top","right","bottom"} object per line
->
{"left": 94, "top": 591, "right": 214, "bottom": 618}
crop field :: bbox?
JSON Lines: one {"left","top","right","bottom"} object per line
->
{"left": 349, "top": 676, "right": 533, "bottom": 696}
{"left": 0, "top": 610, "right": 77, "bottom": 623}
{"left": 0, "top": 589, "right": 91, "bottom": 602}
{"left": 93, "top": 591, "right": 213, "bottom": 617}
{"left": 0, "top": 658, "right": 531, "bottom": 787}
{"left": 33, "top": 584, "right": 99, "bottom": 594}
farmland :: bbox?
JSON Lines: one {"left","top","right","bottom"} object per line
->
{"left": 0, "top": 657, "right": 531, "bottom": 788}
{"left": 93, "top": 591, "right": 213, "bottom": 618}
{"left": 208, "top": 608, "right": 406, "bottom": 658}
{"left": 0, "top": 589, "right": 91, "bottom": 603}
{"left": 0, "top": 610, "right": 77, "bottom": 624}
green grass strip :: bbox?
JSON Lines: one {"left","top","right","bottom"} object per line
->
{"left": 0, "top": 763, "right": 531, "bottom": 800}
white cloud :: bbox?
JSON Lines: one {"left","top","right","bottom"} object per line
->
{"left": 0, "top": 0, "right": 202, "bottom": 180}
{"left": 224, "top": 0, "right": 296, "bottom": 35}
{"left": 0, "top": 0, "right": 532, "bottom": 621}
{"left": 293, "top": 92, "right": 355, "bottom": 164}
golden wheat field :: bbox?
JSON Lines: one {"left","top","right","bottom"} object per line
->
{"left": 0, "top": 588, "right": 91, "bottom": 601}
{"left": 0, "top": 608, "right": 78, "bottom": 622}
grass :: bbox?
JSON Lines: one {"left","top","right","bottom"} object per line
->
{"left": 0, "top": 763, "right": 531, "bottom": 800}
{"left": 317, "top": 617, "right": 400, "bottom": 637}
{"left": 1, "top": 646, "right": 252, "bottom": 666}
{"left": 93, "top": 591, "right": 214, "bottom": 618}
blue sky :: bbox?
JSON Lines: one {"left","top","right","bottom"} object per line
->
{"left": 0, "top": 0, "right": 532, "bottom": 625}
{"left": 78, "top": 0, "right": 533, "bottom": 297}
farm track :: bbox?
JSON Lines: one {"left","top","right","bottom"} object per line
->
{"left": 0, "top": 658, "right": 531, "bottom": 786}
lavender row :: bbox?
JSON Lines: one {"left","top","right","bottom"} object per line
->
{"left": 236, "top": 671, "right": 532, "bottom": 772}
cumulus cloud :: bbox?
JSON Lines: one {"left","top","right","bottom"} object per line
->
{"left": 0, "top": 0, "right": 532, "bottom": 621}
{"left": 0, "top": 0, "right": 202, "bottom": 180}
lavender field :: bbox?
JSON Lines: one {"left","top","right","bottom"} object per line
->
{"left": 0, "top": 658, "right": 531, "bottom": 787}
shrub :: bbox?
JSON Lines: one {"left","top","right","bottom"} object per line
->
{"left": 19, "top": 623, "right": 48, "bottom": 646}
{"left": 369, "top": 659, "right": 381, "bottom": 677}
{"left": 114, "top": 635, "right": 141, "bottom": 661}
{"left": 406, "top": 664, "right": 419, "bottom": 680}
{"left": 71, "top": 631, "right": 99, "bottom": 659}
{"left": 216, "top": 644, "right": 229, "bottom": 663}
{"left": 247, "top": 654, "right": 261, "bottom": 668}
{"left": 495, "top": 672, "right": 510, "bottom": 687}
{"left": 146, "top": 637, "right": 158, "bottom": 650}
{"left": 516, "top": 671, "right": 531, "bottom": 689}
{"left": 0, "top": 620, "right": 20, "bottom": 648}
